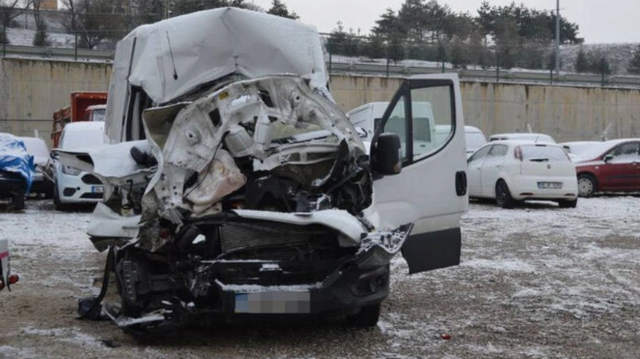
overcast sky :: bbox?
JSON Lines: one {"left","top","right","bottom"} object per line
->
{"left": 251, "top": 0, "right": 640, "bottom": 44}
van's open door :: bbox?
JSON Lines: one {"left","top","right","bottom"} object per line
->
{"left": 368, "top": 73, "right": 468, "bottom": 274}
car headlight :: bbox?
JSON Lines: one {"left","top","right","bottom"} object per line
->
{"left": 61, "top": 165, "right": 82, "bottom": 176}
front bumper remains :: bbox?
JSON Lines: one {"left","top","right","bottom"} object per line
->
{"left": 100, "top": 223, "right": 412, "bottom": 334}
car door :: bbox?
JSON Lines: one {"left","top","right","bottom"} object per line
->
{"left": 467, "top": 146, "right": 491, "bottom": 197}
{"left": 480, "top": 144, "right": 509, "bottom": 197}
{"left": 368, "top": 73, "right": 468, "bottom": 274}
{"left": 599, "top": 142, "right": 640, "bottom": 190}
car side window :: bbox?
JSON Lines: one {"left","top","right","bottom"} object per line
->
{"left": 469, "top": 146, "right": 491, "bottom": 163}
{"left": 608, "top": 142, "right": 640, "bottom": 163}
{"left": 488, "top": 144, "right": 508, "bottom": 157}
{"left": 411, "top": 86, "right": 454, "bottom": 161}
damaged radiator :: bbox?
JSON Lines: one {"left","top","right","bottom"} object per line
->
{"left": 220, "top": 222, "right": 334, "bottom": 253}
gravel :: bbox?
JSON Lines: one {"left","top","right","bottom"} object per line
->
{"left": 0, "top": 197, "right": 639, "bottom": 359}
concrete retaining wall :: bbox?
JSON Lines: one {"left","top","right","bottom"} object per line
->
{"left": 2, "top": 58, "right": 639, "bottom": 146}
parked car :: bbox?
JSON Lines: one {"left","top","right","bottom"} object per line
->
{"left": 489, "top": 133, "right": 556, "bottom": 144}
{"left": 17, "top": 136, "right": 54, "bottom": 197}
{"left": 574, "top": 139, "right": 640, "bottom": 197}
{"left": 0, "top": 239, "right": 19, "bottom": 292}
{"left": 53, "top": 122, "right": 106, "bottom": 210}
{"left": 0, "top": 133, "right": 34, "bottom": 210}
{"left": 465, "top": 126, "right": 488, "bottom": 158}
{"left": 467, "top": 140, "right": 578, "bottom": 208}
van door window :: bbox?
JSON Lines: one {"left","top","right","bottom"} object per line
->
{"left": 382, "top": 96, "right": 408, "bottom": 161}
{"left": 410, "top": 86, "right": 454, "bottom": 161}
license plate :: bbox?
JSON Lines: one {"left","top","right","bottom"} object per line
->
{"left": 234, "top": 292, "right": 310, "bottom": 314}
{"left": 538, "top": 182, "right": 562, "bottom": 189}
{"left": 91, "top": 186, "right": 104, "bottom": 193}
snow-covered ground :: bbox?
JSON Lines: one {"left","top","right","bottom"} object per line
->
{"left": 0, "top": 197, "right": 639, "bottom": 358}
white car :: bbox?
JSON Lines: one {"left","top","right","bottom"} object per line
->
{"left": 17, "top": 136, "right": 53, "bottom": 197}
{"left": 467, "top": 140, "right": 578, "bottom": 208}
{"left": 465, "top": 126, "right": 488, "bottom": 158}
{"left": 53, "top": 122, "right": 106, "bottom": 210}
{"left": 489, "top": 133, "right": 556, "bottom": 144}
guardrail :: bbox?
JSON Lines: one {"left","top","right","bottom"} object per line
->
{"left": 1, "top": 44, "right": 114, "bottom": 60}
{"left": 3, "top": 44, "right": 640, "bottom": 88}
{"left": 328, "top": 62, "right": 640, "bottom": 88}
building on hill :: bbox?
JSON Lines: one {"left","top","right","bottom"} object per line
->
{"left": 41, "top": 0, "right": 57, "bottom": 11}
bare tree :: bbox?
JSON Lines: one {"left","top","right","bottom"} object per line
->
{"left": 60, "top": 0, "right": 126, "bottom": 49}
{"left": 31, "top": 0, "right": 49, "bottom": 46}
{"left": 1, "top": 0, "right": 33, "bottom": 44}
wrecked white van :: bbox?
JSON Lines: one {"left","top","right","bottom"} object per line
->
{"left": 56, "top": 8, "right": 468, "bottom": 334}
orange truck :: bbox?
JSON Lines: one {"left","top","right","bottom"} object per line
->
{"left": 52, "top": 92, "right": 108, "bottom": 148}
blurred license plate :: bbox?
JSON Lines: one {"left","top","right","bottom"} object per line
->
{"left": 538, "top": 182, "right": 562, "bottom": 189}
{"left": 91, "top": 186, "right": 104, "bottom": 193}
{"left": 235, "top": 292, "right": 310, "bottom": 314}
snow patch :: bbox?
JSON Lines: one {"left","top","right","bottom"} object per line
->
{"left": 21, "top": 326, "right": 101, "bottom": 348}
{"left": 462, "top": 259, "right": 535, "bottom": 272}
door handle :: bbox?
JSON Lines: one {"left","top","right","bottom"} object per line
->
{"left": 455, "top": 171, "right": 467, "bottom": 196}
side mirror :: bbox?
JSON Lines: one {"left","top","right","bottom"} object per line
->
{"left": 603, "top": 154, "right": 613, "bottom": 163}
{"left": 373, "top": 133, "right": 402, "bottom": 175}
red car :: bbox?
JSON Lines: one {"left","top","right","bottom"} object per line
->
{"left": 574, "top": 139, "right": 640, "bottom": 197}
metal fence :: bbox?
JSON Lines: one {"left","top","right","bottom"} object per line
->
{"left": 2, "top": 9, "right": 640, "bottom": 88}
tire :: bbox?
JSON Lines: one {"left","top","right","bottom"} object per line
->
{"left": 12, "top": 187, "right": 25, "bottom": 210}
{"left": 495, "top": 180, "right": 514, "bottom": 209}
{"left": 346, "top": 303, "right": 381, "bottom": 328}
{"left": 577, "top": 174, "right": 597, "bottom": 198}
{"left": 559, "top": 198, "right": 578, "bottom": 208}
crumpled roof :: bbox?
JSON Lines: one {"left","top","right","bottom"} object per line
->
{"left": 121, "top": 7, "right": 328, "bottom": 105}
{"left": 0, "top": 133, "right": 35, "bottom": 192}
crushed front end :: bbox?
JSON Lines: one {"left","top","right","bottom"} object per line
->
{"left": 75, "top": 76, "right": 411, "bottom": 334}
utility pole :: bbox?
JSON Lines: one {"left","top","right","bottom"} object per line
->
{"left": 555, "top": 0, "right": 560, "bottom": 75}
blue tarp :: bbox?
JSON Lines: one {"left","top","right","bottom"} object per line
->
{"left": 0, "top": 133, "right": 35, "bottom": 193}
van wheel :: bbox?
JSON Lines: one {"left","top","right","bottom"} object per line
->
{"left": 559, "top": 198, "right": 578, "bottom": 208}
{"left": 346, "top": 303, "right": 381, "bottom": 328}
{"left": 495, "top": 181, "right": 514, "bottom": 209}
{"left": 578, "top": 174, "right": 597, "bottom": 197}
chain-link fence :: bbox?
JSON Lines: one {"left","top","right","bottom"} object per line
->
{"left": 319, "top": 32, "right": 633, "bottom": 81}
{"left": 2, "top": 7, "right": 639, "bottom": 84}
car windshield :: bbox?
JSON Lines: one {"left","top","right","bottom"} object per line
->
{"left": 566, "top": 143, "right": 597, "bottom": 155}
{"left": 521, "top": 145, "right": 569, "bottom": 162}
{"left": 577, "top": 142, "right": 620, "bottom": 161}
{"left": 61, "top": 127, "right": 105, "bottom": 150}
{"left": 92, "top": 109, "right": 106, "bottom": 122}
